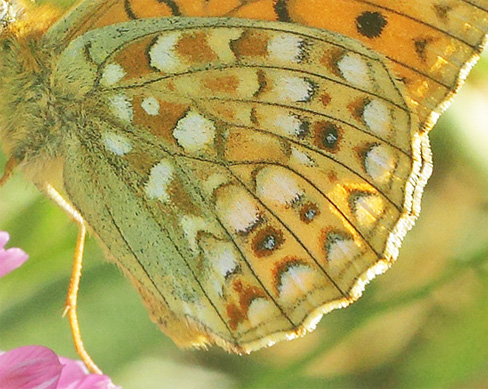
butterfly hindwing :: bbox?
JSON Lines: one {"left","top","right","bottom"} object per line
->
{"left": 56, "top": 17, "right": 428, "bottom": 351}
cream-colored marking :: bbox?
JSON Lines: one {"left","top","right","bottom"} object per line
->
{"left": 337, "top": 53, "right": 372, "bottom": 89}
{"left": 210, "top": 242, "right": 240, "bottom": 279}
{"left": 216, "top": 186, "right": 260, "bottom": 233}
{"left": 232, "top": 105, "right": 254, "bottom": 126}
{"left": 247, "top": 298, "right": 275, "bottom": 327}
{"left": 363, "top": 99, "right": 391, "bottom": 136}
{"left": 207, "top": 28, "right": 244, "bottom": 63}
{"left": 203, "top": 173, "right": 229, "bottom": 195}
{"left": 364, "top": 145, "right": 396, "bottom": 182}
{"left": 273, "top": 114, "right": 304, "bottom": 137}
{"left": 327, "top": 237, "right": 360, "bottom": 262}
{"left": 102, "top": 132, "right": 132, "bottom": 155}
{"left": 235, "top": 69, "right": 261, "bottom": 97}
{"left": 256, "top": 167, "right": 303, "bottom": 206}
{"left": 141, "top": 96, "right": 160, "bottom": 116}
{"left": 290, "top": 147, "right": 316, "bottom": 166}
{"left": 278, "top": 264, "right": 318, "bottom": 302}
{"left": 274, "top": 76, "right": 314, "bottom": 103}
{"left": 149, "top": 32, "right": 182, "bottom": 73}
{"left": 210, "top": 277, "right": 224, "bottom": 297}
{"left": 180, "top": 215, "right": 221, "bottom": 253}
{"left": 267, "top": 33, "right": 304, "bottom": 63}
{"left": 100, "top": 63, "right": 126, "bottom": 86}
{"left": 173, "top": 111, "right": 216, "bottom": 153}
{"left": 145, "top": 159, "right": 174, "bottom": 202}
{"left": 353, "top": 194, "right": 384, "bottom": 226}
{"left": 108, "top": 94, "right": 133, "bottom": 123}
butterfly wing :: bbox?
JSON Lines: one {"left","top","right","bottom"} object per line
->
{"left": 46, "top": 0, "right": 488, "bottom": 130}
{"left": 49, "top": 17, "right": 430, "bottom": 351}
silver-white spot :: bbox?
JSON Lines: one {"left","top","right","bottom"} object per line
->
{"left": 180, "top": 215, "right": 220, "bottom": 253}
{"left": 247, "top": 298, "right": 275, "bottom": 327}
{"left": 216, "top": 186, "right": 260, "bottom": 233}
{"left": 149, "top": 32, "right": 182, "bottom": 73}
{"left": 100, "top": 63, "right": 126, "bottom": 86}
{"left": 337, "top": 53, "right": 373, "bottom": 89}
{"left": 364, "top": 145, "right": 396, "bottom": 182}
{"left": 275, "top": 76, "right": 315, "bottom": 103}
{"left": 145, "top": 159, "right": 174, "bottom": 202}
{"left": 278, "top": 264, "right": 318, "bottom": 302}
{"left": 173, "top": 111, "right": 216, "bottom": 153}
{"left": 327, "top": 235, "right": 360, "bottom": 262}
{"left": 268, "top": 33, "right": 304, "bottom": 63}
{"left": 102, "top": 132, "right": 132, "bottom": 155}
{"left": 363, "top": 99, "right": 391, "bottom": 136}
{"left": 291, "top": 147, "right": 316, "bottom": 166}
{"left": 274, "top": 114, "right": 306, "bottom": 137}
{"left": 352, "top": 193, "right": 384, "bottom": 226}
{"left": 256, "top": 167, "right": 303, "bottom": 205}
{"left": 211, "top": 243, "right": 240, "bottom": 279}
{"left": 108, "top": 94, "right": 133, "bottom": 123}
{"left": 141, "top": 97, "right": 160, "bottom": 116}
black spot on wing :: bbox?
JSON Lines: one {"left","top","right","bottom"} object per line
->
{"left": 356, "top": 11, "right": 388, "bottom": 39}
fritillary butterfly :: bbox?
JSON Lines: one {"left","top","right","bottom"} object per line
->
{"left": 0, "top": 0, "right": 487, "bottom": 374}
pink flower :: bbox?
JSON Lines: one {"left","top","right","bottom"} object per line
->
{"left": 0, "top": 234, "right": 119, "bottom": 388}
{"left": 0, "top": 231, "right": 28, "bottom": 277}
{"left": 0, "top": 346, "right": 120, "bottom": 389}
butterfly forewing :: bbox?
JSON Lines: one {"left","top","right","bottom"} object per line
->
{"left": 46, "top": 0, "right": 488, "bottom": 130}
{"left": 54, "top": 18, "right": 428, "bottom": 351}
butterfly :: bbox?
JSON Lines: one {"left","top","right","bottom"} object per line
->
{"left": 0, "top": 0, "right": 487, "bottom": 374}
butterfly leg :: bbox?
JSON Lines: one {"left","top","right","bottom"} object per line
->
{"left": 63, "top": 221, "right": 103, "bottom": 375}
{"left": 45, "top": 184, "right": 102, "bottom": 374}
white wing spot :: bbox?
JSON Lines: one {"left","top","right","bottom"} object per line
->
{"left": 278, "top": 264, "right": 319, "bottom": 303}
{"left": 247, "top": 298, "right": 276, "bottom": 327}
{"left": 211, "top": 243, "right": 240, "bottom": 279}
{"left": 141, "top": 97, "right": 160, "bottom": 116}
{"left": 274, "top": 114, "right": 305, "bottom": 137}
{"left": 291, "top": 147, "right": 316, "bottom": 166}
{"left": 173, "top": 111, "right": 216, "bottom": 153}
{"left": 267, "top": 33, "right": 304, "bottom": 63}
{"left": 351, "top": 193, "right": 384, "bottom": 227}
{"left": 102, "top": 132, "right": 132, "bottom": 155}
{"left": 256, "top": 167, "right": 303, "bottom": 205}
{"left": 149, "top": 32, "right": 182, "bottom": 73}
{"left": 216, "top": 185, "right": 260, "bottom": 234}
{"left": 108, "top": 94, "right": 133, "bottom": 123}
{"left": 145, "top": 159, "right": 174, "bottom": 202}
{"left": 275, "top": 76, "right": 315, "bottom": 102}
{"left": 337, "top": 53, "right": 373, "bottom": 89}
{"left": 363, "top": 99, "right": 391, "bottom": 136}
{"left": 180, "top": 215, "right": 220, "bottom": 253}
{"left": 327, "top": 236, "right": 361, "bottom": 262}
{"left": 100, "top": 63, "right": 126, "bottom": 86}
{"left": 364, "top": 145, "right": 397, "bottom": 183}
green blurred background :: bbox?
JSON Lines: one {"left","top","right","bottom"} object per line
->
{"left": 1, "top": 1, "right": 487, "bottom": 387}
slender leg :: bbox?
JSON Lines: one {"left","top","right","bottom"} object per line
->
{"left": 46, "top": 185, "right": 102, "bottom": 374}
{"left": 63, "top": 221, "right": 102, "bottom": 375}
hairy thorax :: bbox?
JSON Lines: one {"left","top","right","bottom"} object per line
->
{"left": 0, "top": 19, "right": 79, "bottom": 192}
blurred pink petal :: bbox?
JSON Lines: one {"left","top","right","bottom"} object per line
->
{"left": 57, "top": 358, "right": 89, "bottom": 387}
{"left": 66, "top": 374, "right": 120, "bottom": 389}
{"left": 0, "top": 346, "right": 120, "bottom": 389}
{"left": 0, "top": 231, "right": 28, "bottom": 277}
{"left": 0, "top": 346, "right": 62, "bottom": 389}
{"left": 58, "top": 357, "right": 120, "bottom": 389}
